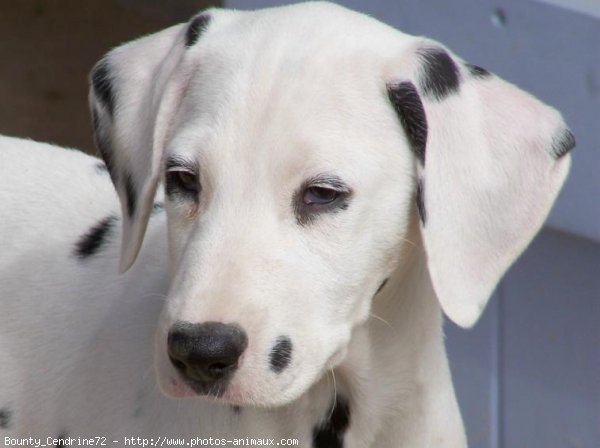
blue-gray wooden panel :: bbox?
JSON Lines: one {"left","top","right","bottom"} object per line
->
{"left": 225, "top": 0, "right": 600, "bottom": 242}
{"left": 501, "top": 229, "right": 600, "bottom": 447}
{"left": 446, "top": 296, "right": 499, "bottom": 448}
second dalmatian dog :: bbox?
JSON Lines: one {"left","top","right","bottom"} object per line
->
{"left": 0, "top": 2, "right": 573, "bottom": 447}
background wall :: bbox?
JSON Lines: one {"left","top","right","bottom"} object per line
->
{"left": 0, "top": 0, "right": 218, "bottom": 153}
{"left": 1, "top": 1, "right": 597, "bottom": 446}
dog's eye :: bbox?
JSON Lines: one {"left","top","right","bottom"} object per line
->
{"left": 295, "top": 176, "right": 352, "bottom": 225}
{"left": 303, "top": 186, "right": 339, "bottom": 205}
{"left": 165, "top": 169, "right": 200, "bottom": 196}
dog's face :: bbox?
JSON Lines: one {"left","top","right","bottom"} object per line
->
{"left": 156, "top": 28, "right": 415, "bottom": 403}
{"left": 89, "top": 3, "right": 572, "bottom": 406}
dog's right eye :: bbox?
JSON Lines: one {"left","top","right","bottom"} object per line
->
{"left": 165, "top": 168, "right": 200, "bottom": 198}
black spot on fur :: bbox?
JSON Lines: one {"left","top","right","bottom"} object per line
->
{"left": 388, "top": 82, "right": 428, "bottom": 164}
{"left": 95, "top": 161, "right": 108, "bottom": 174}
{"left": 231, "top": 405, "right": 241, "bottom": 414}
{"left": 185, "top": 14, "right": 211, "bottom": 48}
{"left": 124, "top": 174, "right": 137, "bottom": 218}
{"left": 466, "top": 63, "right": 491, "bottom": 79}
{"left": 416, "top": 179, "right": 426, "bottom": 224}
{"left": 269, "top": 336, "right": 293, "bottom": 373}
{"left": 375, "top": 278, "right": 388, "bottom": 296}
{"left": 74, "top": 215, "right": 117, "bottom": 258}
{"left": 312, "top": 396, "right": 351, "bottom": 448}
{"left": 551, "top": 129, "right": 576, "bottom": 159}
{"left": 418, "top": 47, "right": 461, "bottom": 100}
{"left": 152, "top": 202, "right": 164, "bottom": 216}
{"left": 0, "top": 407, "right": 12, "bottom": 428}
{"left": 91, "top": 59, "right": 115, "bottom": 116}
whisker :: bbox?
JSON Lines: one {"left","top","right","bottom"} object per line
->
{"left": 399, "top": 236, "right": 417, "bottom": 247}
{"left": 328, "top": 368, "right": 338, "bottom": 422}
{"left": 141, "top": 292, "right": 168, "bottom": 301}
{"left": 369, "top": 312, "right": 394, "bottom": 330}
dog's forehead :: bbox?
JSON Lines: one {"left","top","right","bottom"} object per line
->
{"left": 207, "top": 2, "right": 405, "bottom": 52}
{"left": 186, "top": 2, "right": 413, "bottom": 99}
{"left": 172, "top": 4, "right": 414, "bottom": 170}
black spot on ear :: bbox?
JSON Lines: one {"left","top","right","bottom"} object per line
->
{"left": 416, "top": 179, "right": 426, "bottom": 225}
{"left": 375, "top": 278, "right": 389, "bottom": 296}
{"left": 124, "top": 174, "right": 137, "bottom": 218}
{"left": 186, "top": 14, "right": 211, "bottom": 48}
{"left": 92, "top": 106, "right": 117, "bottom": 184}
{"left": 269, "top": 336, "right": 293, "bottom": 373}
{"left": 313, "top": 395, "right": 351, "bottom": 448}
{"left": 418, "top": 47, "right": 461, "bottom": 100}
{"left": 388, "top": 82, "right": 428, "bottom": 164}
{"left": 0, "top": 407, "right": 12, "bottom": 428}
{"left": 91, "top": 59, "right": 115, "bottom": 116}
{"left": 551, "top": 129, "right": 576, "bottom": 159}
{"left": 74, "top": 215, "right": 118, "bottom": 258}
{"left": 466, "top": 63, "right": 491, "bottom": 79}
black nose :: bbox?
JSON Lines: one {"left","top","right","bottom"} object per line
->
{"left": 167, "top": 321, "right": 248, "bottom": 384}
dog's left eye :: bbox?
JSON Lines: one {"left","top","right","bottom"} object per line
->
{"left": 302, "top": 186, "right": 339, "bottom": 205}
{"left": 294, "top": 177, "right": 352, "bottom": 225}
{"left": 165, "top": 168, "right": 200, "bottom": 196}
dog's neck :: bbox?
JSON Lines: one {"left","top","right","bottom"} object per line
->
{"left": 319, "top": 217, "right": 467, "bottom": 447}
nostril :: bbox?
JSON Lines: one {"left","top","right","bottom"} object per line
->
{"left": 168, "top": 355, "right": 187, "bottom": 372}
{"left": 209, "top": 362, "right": 231, "bottom": 371}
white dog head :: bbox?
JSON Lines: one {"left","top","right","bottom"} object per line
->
{"left": 89, "top": 2, "right": 572, "bottom": 406}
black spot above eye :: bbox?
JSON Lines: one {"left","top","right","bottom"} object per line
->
{"left": 417, "top": 47, "right": 461, "bottom": 101}
{"left": 387, "top": 82, "right": 428, "bottom": 165}
{"left": 185, "top": 14, "right": 211, "bottom": 48}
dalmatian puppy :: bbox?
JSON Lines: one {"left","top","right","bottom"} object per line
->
{"left": 0, "top": 2, "right": 573, "bottom": 447}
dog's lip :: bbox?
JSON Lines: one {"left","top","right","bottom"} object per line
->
{"left": 185, "top": 378, "right": 228, "bottom": 397}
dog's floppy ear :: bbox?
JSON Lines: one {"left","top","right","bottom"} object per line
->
{"left": 387, "top": 41, "right": 574, "bottom": 328}
{"left": 89, "top": 13, "right": 212, "bottom": 273}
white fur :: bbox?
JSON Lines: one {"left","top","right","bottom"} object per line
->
{"left": 0, "top": 2, "right": 571, "bottom": 446}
